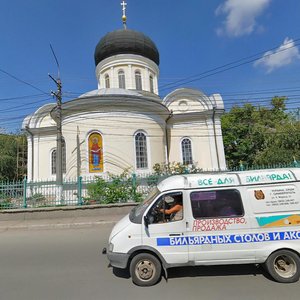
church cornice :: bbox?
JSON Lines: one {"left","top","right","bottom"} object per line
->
{"left": 22, "top": 125, "right": 56, "bottom": 136}
{"left": 51, "top": 92, "right": 170, "bottom": 121}
{"left": 168, "top": 108, "right": 225, "bottom": 124}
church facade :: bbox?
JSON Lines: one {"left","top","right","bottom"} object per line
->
{"left": 22, "top": 26, "right": 226, "bottom": 181}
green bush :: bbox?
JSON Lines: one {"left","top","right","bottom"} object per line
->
{"left": 0, "top": 198, "right": 14, "bottom": 209}
{"left": 153, "top": 162, "right": 202, "bottom": 175}
{"left": 27, "top": 193, "right": 46, "bottom": 206}
{"left": 86, "top": 172, "right": 142, "bottom": 204}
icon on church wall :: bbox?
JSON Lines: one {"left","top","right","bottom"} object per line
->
{"left": 88, "top": 133, "right": 103, "bottom": 173}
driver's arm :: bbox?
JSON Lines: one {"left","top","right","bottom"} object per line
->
{"left": 162, "top": 204, "right": 182, "bottom": 215}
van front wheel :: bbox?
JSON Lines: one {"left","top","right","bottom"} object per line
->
{"left": 130, "top": 253, "right": 162, "bottom": 286}
{"left": 264, "top": 250, "right": 300, "bottom": 283}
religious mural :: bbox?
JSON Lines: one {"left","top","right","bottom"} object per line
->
{"left": 88, "top": 132, "right": 103, "bottom": 173}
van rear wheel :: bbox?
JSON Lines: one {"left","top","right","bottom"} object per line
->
{"left": 130, "top": 253, "right": 161, "bottom": 286}
{"left": 264, "top": 250, "right": 300, "bottom": 283}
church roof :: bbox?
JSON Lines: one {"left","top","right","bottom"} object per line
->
{"left": 94, "top": 29, "right": 160, "bottom": 66}
{"left": 78, "top": 88, "right": 161, "bottom": 99}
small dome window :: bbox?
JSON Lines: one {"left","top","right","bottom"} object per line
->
{"left": 118, "top": 70, "right": 126, "bottom": 89}
{"left": 135, "top": 70, "right": 142, "bottom": 90}
{"left": 149, "top": 75, "right": 154, "bottom": 93}
{"left": 105, "top": 74, "right": 110, "bottom": 88}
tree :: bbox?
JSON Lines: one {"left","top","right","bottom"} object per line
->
{"left": 0, "top": 134, "right": 27, "bottom": 181}
{"left": 254, "top": 121, "right": 300, "bottom": 166}
{"left": 221, "top": 97, "right": 300, "bottom": 168}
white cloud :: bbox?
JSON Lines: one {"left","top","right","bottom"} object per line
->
{"left": 254, "top": 38, "right": 300, "bottom": 73}
{"left": 216, "top": 0, "right": 272, "bottom": 37}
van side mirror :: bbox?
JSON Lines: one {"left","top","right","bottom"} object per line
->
{"left": 144, "top": 215, "right": 149, "bottom": 228}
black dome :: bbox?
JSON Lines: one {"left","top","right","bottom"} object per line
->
{"left": 94, "top": 29, "right": 160, "bottom": 66}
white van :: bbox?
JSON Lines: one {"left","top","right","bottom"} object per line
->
{"left": 103, "top": 168, "right": 300, "bottom": 286}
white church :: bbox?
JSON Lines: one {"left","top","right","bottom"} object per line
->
{"left": 22, "top": 3, "right": 226, "bottom": 182}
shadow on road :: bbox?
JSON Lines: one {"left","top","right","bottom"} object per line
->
{"left": 113, "top": 266, "right": 130, "bottom": 279}
{"left": 167, "top": 264, "right": 272, "bottom": 280}
{"left": 112, "top": 264, "right": 273, "bottom": 282}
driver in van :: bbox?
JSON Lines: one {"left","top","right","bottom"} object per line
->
{"left": 160, "top": 194, "right": 183, "bottom": 221}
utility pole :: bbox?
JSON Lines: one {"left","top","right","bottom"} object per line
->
{"left": 49, "top": 44, "right": 63, "bottom": 204}
{"left": 49, "top": 74, "right": 63, "bottom": 203}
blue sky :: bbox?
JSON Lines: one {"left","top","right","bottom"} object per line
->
{"left": 1, "top": 0, "right": 300, "bottom": 132}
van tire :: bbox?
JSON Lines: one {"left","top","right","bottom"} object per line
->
{"left": 264, "top": 250, "right": 300, "bottom": 283}
{"left": 130, "top": 253, "right": 162, "bottom": 286}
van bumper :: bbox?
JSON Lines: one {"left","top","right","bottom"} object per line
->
{"left": 107, "top": 250, "right": 130, "bottom": 269}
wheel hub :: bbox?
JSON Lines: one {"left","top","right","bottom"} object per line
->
{"left": 136, "top": 260, "right": 155, "bottom": 280}
{"left": 274, "top": 255, "right": 296, "bottom": 278}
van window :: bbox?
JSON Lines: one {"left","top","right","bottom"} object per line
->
{"left": 190, "top": 189, "right": 244, "bottom": 219}
{"left": 129, "top": 187, "right": 160, "bottom": 224}
{"left": 147, "top": 192, "right": 183, "bottom": 224}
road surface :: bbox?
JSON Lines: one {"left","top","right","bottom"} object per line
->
{"left": 0, "top": 224, "right": 299, "bottom": 300}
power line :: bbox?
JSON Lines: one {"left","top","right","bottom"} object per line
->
{"left": 0, "top": 68, "right": 49, "bottom": 95}
{"left": 1, "top": 97, "right": 300, "bottom": 127}
{"left": 1, "top": 38, "right": 300, "bottom": 131}
{"left": 0, "top": 93, "right": 46, "bottom": 102}
{"left": 0, "top": 91, "right": 298, "bottom": 113}
{"left": 159, "top": 40, "right": 300, "bottom": 92}
{"left": 0, "top": 98, "right": 53, "bottom": 113}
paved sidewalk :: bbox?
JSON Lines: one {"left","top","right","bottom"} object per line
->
{"left": 0, "top": 214, "right": 124, "bottom": 231}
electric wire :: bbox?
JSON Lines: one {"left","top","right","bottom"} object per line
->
{"left": 0, "top": 68, "right": 49, "bottom": 95}
{"left": 1, "top": 38, "right": 300, "bottom": 131}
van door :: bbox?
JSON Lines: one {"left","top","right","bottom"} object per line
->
{"left": 142, "top": 191, "right": 188, "bottom": 265}
{"left": 187, "top": 188, "right": 255, "bottom": 264}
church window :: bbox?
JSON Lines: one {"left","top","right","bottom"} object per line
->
{"left": 181, "top": 138, "right": 193, "bottom": 165}
{"left": 149, "top": 75, "right": 154, "bottom": 93}
{"left": 51, "top": 140, "right": 66, "bottom": 175}
{"left": 105, "top": 74, "right": 110, "bottom": 88}
{"left": 135, "top": 132, "right": 148, "bottom": 169}
{"left": 118, "top": 70, "right": 126, "bottom": 89}
{"left": 135, "top": 70, "right": 142, "bottom": 90}
{"left": 51, "top": 150, "right": 56, "bottom": 175}
{"left": 88, "top": 132, "right": 103, "bottom": 173}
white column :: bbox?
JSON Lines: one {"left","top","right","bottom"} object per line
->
{"left": 27, "top": 136, "right": 33, "bottom": 181}
{"left": 206, "top": 118, "right": 219, "bottom": 171}
{"left": 144, "top": 68, "right": 150, "bottom": 92}
{"left": 128, "top": 64, "right": 133, "bottom": 89}
{"left": 34, "top": 136, "right": 39, "bottom": 181}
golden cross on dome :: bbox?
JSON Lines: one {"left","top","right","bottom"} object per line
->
{"left": 121, "top": 1, "right": 127, "bottom": 29}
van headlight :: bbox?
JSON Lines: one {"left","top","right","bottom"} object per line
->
{"left": 108, "top": 243, "right": 114, "bottom": 252}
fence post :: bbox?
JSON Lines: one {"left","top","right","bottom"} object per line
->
{"left": 78, "top": 176, "right": 83, "bottom": 205}
{"left": 239, "top": 161, "right": 245, "bottom": 171}
{"left": 23, "top": 177, "right": 27, "bottom": 208}
{"left": 132, "top": 173, "right": 137, "bottom": 200}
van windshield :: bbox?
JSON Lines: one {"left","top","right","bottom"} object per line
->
{"left": 129, "top": 187, "right": 160, "bottom": 224}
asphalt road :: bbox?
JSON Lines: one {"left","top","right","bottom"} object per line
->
{"left": 0, "top": 224, "right": 299, "bottom": 300}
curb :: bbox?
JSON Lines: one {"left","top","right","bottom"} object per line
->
{"left": 0, "top": 203, "right": 133, "bottom": 231}
{"left": 0, "top": 219, "right": 118, "bottom": 231}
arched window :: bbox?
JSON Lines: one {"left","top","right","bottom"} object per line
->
{"left": 181, "top": 138, "right": 193, "bottom": 165}
{"left": 135, "top": 132, "right": 148, "bottom": 169}
{"left": 118, "top": 70, "right": 126, "bottom": 89}
{"left": 51, "top": 140, "right": 66, "bottom": 175}
{"left": 105, "top": 74, "right": 110, "bottom": 88}
{"left": 51, "top": 150, "right": 56, "bottom": 175}
{"left": 88, "top": 132, "right": 103, "bottom": 173}
{"left": 135, "top": 70, "right": 142, "bottom": 90}
{"left": 149, "top": 75, "right": 154, "bottom": 93}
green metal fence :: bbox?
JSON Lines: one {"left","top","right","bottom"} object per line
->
{"left": 0, "top": 173, "right": 166, "bottom": 210}
{"left": 0, "top": 163, "right": 299, "bottom": 210}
